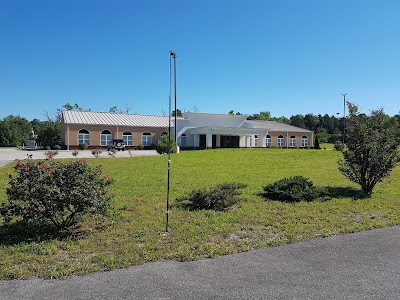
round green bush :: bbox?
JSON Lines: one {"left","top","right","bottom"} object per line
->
{"left": 262, "top": 176, "right": 318, "bottom": 202}
{"left": 176, "top": 183, "right": 247, "bottom": 211}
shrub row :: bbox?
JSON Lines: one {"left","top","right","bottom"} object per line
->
{"left": 177, "top": 176, "right": 323, "bottom": 211}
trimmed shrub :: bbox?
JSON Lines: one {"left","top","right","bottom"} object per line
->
{"left": 79, "top": 143, "right": 88, "bottom": 150}
{"left": 314, "top": 135, "right": 321, "bottom": 149}
{"left": 262, "top": 176, "right": 318, "bottom": 203}
{"left": 0, "top": 159, "right": 113, "bottom": 231}
{"left": 176, "top": 183, "right": 247, "bottom": 211}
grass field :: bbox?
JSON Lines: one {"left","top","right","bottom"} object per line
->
{"left": 320, "top": 143, "right": 334, "bottom": 150}
{"left": 0, "top": 148, "right": 399, "bottom": 279}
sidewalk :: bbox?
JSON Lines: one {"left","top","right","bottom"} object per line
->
{"left": 0, "top": 148, "right": 159, "bottom": 167}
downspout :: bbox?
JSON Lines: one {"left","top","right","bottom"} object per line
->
{"left": 67, "top": 124, "right": 70, "bottom": 150}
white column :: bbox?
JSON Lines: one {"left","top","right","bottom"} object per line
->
{"left": 216, "top": 135, "right": 221, "bottom": 148}
{"left": 239, "top": 135, "right": 245, "bottom": 147}
{"left": 194, "top": 134, "right": 200, "bottom": 148}
{"left": 206, "top": 133, "right": 213, "bottom": 149}
{"left": 246, "top": 135, "right": 251, "bottom": 147}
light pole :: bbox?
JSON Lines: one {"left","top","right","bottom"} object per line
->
{"left": 341, "top": 93, "right": 347, "bottom": 144}
{"left": 169, "top": 50, "right": 177, "bottom": 145}
{"left": 166, "top": 50, "right": 177, "bottom": 232}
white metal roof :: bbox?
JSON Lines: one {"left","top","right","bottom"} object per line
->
{"left": 63, "top": 110, "right": 173, "bottom": 127}
{"left": 243, "top": 120, "right": 313, "bottom": 133}
{"left": 189, "top": 126, "right": 268, "bottom": 135}
{"left": 62, "top": 111, "right": 312, "bottom": 133}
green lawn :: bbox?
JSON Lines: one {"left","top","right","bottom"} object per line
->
{"left": 0, "top": 148, "right": 399, "bottom": 279}
{"left": 320, "top": 143, "right": 334, "bottom": 150}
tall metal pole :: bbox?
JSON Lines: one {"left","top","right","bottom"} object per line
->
{"left": 166, "top": 50, "right": 177, "bottom": 232}
{"left": 166, "top": 52, "right": 173, "bottom": 232}
{"left": 169, "top": 51, "right": 177, "bottom": 145}
{"left": 341, "top": 93, "right": 347, "bottom": 144}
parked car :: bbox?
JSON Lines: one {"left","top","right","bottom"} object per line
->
{"left": 107, "top": 139, "right": 125, "bottom": 151}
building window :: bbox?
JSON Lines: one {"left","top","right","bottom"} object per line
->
{"left": 142, "top": 132, "right": 152, "bottom": 146}
{"left": 277, "top": 135, "right": 284, "bottom": 147}
{"left": 254, "top": 135, "right": 258, "bottom": 147}
{"left": 266, "top": 135, "right": 272, "bottom": 147}
{"left": 180, "top": 134, "right": 186, "bottom": 147}
{"left": 78, "top": 129, "right": 90, "bottom": 145}
{"left": 289, "top": 136, "right": 296, "bottom": 147}
{"left": 100, "top": 130, "right": 112, "bottom": 146}
{"left": 123, "top": 131, "right": 133, "bottom": 146}
{"left": 301, "top": 136, "right": 308, "bottom": 147}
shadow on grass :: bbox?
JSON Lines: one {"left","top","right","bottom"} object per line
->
{"left": 0, "top": 222, "right": 85, "bottom": 246}
{"left": 259, "top": 186, "right": 369, "bottom": 203}
{"left": 319, "top": 186, "right": 369, "bottom": 200}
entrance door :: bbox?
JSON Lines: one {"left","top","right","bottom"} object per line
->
{"left": 220, "top": 136, "right": 239, "bottom": 148}
{"left": 199, "top": 135, "right": 206, "bottom": 149}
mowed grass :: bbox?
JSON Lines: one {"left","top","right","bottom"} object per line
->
{"left": 0, "top": 148, "right": 399, "bottom": 279}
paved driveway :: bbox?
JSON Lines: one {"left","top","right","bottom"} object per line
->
{"left": 1, "top": 226, "right": 399, "bottom": 300}
{"left": 0, "top": 148, "right": 159, "bottom": 167}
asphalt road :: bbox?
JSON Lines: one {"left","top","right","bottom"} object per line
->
{"left": 1, "top": 226, "right": 399, "bottom": 300}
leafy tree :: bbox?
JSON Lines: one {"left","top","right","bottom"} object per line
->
{"left": 273, "top": 116, "right": 290, "bottom": 124}
{"left": 171, "top": 109, "right": 183, "bottom": 117}
{"left": 0, "top": 115, "right": 32, "bottom": 146}
{"left": 36, "top": 121, "right": 61, "bottom": 144}
{"left": 316, "top": 128, "right": 329, "bottom": 143}
{"left": 63, "top": 103, "right": 82, "bottom": 111}
{"left": 338, "top": 102, "right": 399, "bottom": 194}
{"left": 248, "top": 111, "right": 272, "bottom": 120}
{"left": 228, "top": 110, "right": 242, "bottom": 116}
{"left": 304, "top": 113, "right": 319, "bottom": 131}
{"left": 289, "top": 114, "right": 306, "bottom": 129}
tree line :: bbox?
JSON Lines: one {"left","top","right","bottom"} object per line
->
{"left": 0, "top": 105, "right": 399, "bottom": 147}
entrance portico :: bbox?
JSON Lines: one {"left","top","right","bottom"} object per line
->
{"left": 190, "top": 127, "right": 268, "bottom": 149}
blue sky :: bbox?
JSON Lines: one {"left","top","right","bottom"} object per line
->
{"left": 1, "top": 0, "right": 399, "bottom": 121}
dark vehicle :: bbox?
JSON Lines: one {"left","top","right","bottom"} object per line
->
{"left": 107, "top": 139, "right": 125, "bottom": 151}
